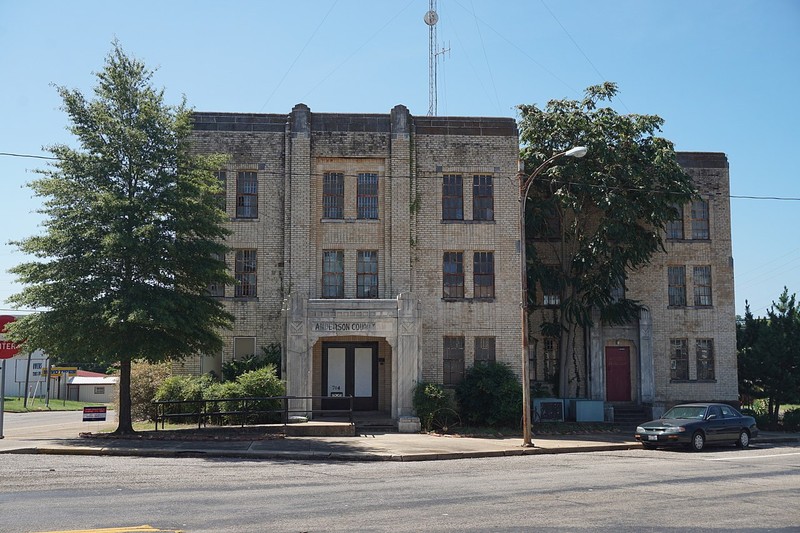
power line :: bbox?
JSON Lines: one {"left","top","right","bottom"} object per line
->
{"left": 0, "top": 152, "right": 58, "bottom": 161}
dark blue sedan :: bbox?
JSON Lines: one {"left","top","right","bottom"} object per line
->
{"left": 635, "top": 403, "right": 759, "bottom": 451}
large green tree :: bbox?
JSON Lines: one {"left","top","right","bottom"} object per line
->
{"left": 518, "top": 82, "right": 696, "bottom": 397}
{"left": 737, "top": 289, "right": 800, "bottom": 426}
{"left": 7, "top": 43, "right": 233, "bottom": 434}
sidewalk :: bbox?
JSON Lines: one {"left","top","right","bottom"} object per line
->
{"left": 2, "top": 427, "right": 798, "bottom": 462}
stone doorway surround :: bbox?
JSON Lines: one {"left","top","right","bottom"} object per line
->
{"left": 283, "top": 292, "right": 420, "bottom": 420}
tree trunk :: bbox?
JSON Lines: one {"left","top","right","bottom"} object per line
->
{"left": 113, "top": 358, "right": 135, "bottom": 435}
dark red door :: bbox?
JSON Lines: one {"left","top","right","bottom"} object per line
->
{"left": 605, "top": 347, "right": 631, "bottom": 402}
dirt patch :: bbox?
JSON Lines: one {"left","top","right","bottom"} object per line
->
{"left": 80, "top": 426, "right": 285, "bottom": 442}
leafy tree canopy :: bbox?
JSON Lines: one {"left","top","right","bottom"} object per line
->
{"left": 6, "top": 42, "right": 233, "bottom": 433}
{"left": 518, "top": 82, "right": 696, "bottom": 396}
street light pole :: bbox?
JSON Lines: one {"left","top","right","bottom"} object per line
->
{"left": 519, "top": 146, "right": 587, "bottom": 447}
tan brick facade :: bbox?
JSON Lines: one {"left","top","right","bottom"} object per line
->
{"left": 188, "top": 106, "right": 736, "bottom": 421}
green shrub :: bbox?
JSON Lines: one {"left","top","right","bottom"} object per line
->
{"left": 128, "top": 360, "right": 171, "bottom": 422}
{"left": 782, "top": 409, "right": 800, "bottom": 431}
{"left": 413, "top": 382, "right": 459, "bottom": 432}
{"left": 455, "top": 362, "right": 522, "bottom": 428}
{"left": 222, "top": 343, "right": 281, "bottom": 381}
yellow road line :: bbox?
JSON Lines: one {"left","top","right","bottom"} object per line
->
{"left": 32, "top": 526, "right": 182, "bottom": 533}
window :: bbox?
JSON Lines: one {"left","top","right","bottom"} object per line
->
{"left": 443, "top": 252, "right": 464, "bottom": 298}
{"left": 473, "top": 252, "right": 495, "bottom": 299}
{"left": 696, "top": 339, "right": 715, "bottom": 380}
{"left": 670, "top": 339, "right": 689, "bottom": 380}
{"left": 236, "top": 171, "right": 258, "bottom": 218}
{"left": 322, "top": 250, "right": 344, "bottom": 298}
{"left": 691, "top": 199, "right": 710, "bottom": 239}
{"left": 542, "top": 277, "right": 560, "bottom": 307}
{"left": 207, "top": 252, "right": 225, "bottom": 297}
{"left": 234, "top": 250, "right": 257, "bottom": 297}
{"left": 443, "top": 336, "right": 465, "bottom": 386}
{"left": 93, "top": 386, "right": 105, "bottom": 395}
{"left": 694, "top": 266, "right": 712, "bottom": 306}
{"left": 357, "top": 250, "right": 378, "bottom": 298}
{"left": 668, "top": 266, "right": 686, "bottom": 307}
{"left": 534, "top": 202, "right": 561, "bottom": 240}
{"left": 543, "top": 338, "right": 558, "bottom": 380}
{"left": 234, "top": 337, "right": 256, "bottom": 360}
{"left": 357, "top": 173, "right": 379, "bottom": 219}
{"left": 473, "top": 175, "right": 494, "bottom": 221}
{"left": 666, "top": 203, "right": 683, "bottom": 239}
{"left": 474, "top": 337, "right": 496, "bottom": 364}
{"left": 610, "top": 277, "right": 625, "bottom": 303}
{"left": 215, "top": 171, "right": 227, "bottom": 211}
{"left": 323, "top": 172, "right": 344, "bottom": 219}
{"left": 442, "top": 175, "right": 463, "bottom": 220}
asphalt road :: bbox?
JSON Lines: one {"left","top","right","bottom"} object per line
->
{"left": 1, "top": 409, "right": 116, "bottom": 439}
{"left": 1, "top": 444, "right": 798, "bottom": 532}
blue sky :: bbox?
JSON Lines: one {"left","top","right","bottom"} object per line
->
{"left": 1, "top": 0, "right": 798, "bottom": 317}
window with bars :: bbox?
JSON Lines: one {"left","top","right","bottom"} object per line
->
{"left": 234, "top": 250, "right": 257, "bottom": 297}
{"left": 543, "top": 338, "right": 558, "bottom": 380}
{"left": 694, "top": 266, "right": 712, "bottom": 306}
{"left": 443, "top": 336, "right": 465, "bottom": 386}
{"left": 357, "top": 173, "right": 379, "bottom": 219}
{"left": 696, "top": 339, "right": 715, "bottom": 380}
{"left": 666, "top": 203, "right": 684, "bottom": 239}
{"left": 214, "top": 171, "right": 227, "bottom": 212}
{"left": 322, "top": 250, "right": 344, "bottom": 298}
{"left": 473, "top": 251, "right": 495, "bottom": 299}
{"left": 473, "top": 175, "right": 494, "bottom": 221}
{"left": 442, "top": 175, "right": 464, "bottom": 221}
{"left": 207, "top": 252, "right": 225, "bottom": 297}
{"left": 323, "top": 172, "right": 344, "bottom": 219}
{"left": 533, "top": 202, "right": 561, "bottom": 240}
{"left": 474, "top": 337, "right": 496, "bottom": 364}
{"left": 443, "top": 252, "right": 464, "bottom": 298}
{"left": 668, "top": 266, "right": 686, "bottom": 307}
{"left": 357, "top": 250, "right": 378, "bottom": 298}
{"left": 670, "top": 339, "right": 689, "bottom": 380}
{"left": 691, "top": 199, "right": 710, "bottom": 239}
{"left": 236, "top": 171, "right": 258, "bottom": 218}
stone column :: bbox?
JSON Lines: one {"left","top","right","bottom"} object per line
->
{"left": 639, "top": 307, "right": 654, "bottom": 404}
{"left": 283, "top": 292, "right": 311, "bottom": 416}
{"left": 394, "top": 292, "right": 420, "bottom": 418}
{"left": 589, "top": 308, "right": 605, "bottom": 400}
{"left": 389, "top": 104, "right": 412, "bottom": 295}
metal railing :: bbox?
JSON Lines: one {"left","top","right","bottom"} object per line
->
{"left": 151, "top": 395, "right": 353, "bottom": 430}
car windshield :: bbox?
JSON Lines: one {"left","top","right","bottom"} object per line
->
{"left": 663, "top": 406, "right": 706, "bottom": 419}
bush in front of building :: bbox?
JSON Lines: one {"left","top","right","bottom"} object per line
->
{"left": 782, "top": 409, "right": 800, "bottom": 431}
{"left": 413, "top": 382, "right": 459, "bottom": 432}
{"left": 222, "top": 343, "right": 281, "bottom": 381}
{"left": 128, "top": 360, "right": 172, "bottom": 421}
{"left": 455, "top": 362, "right": 522, "bottom": 429}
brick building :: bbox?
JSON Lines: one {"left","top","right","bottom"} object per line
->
{"left": 183, "top": 104, "right": 737, "bottom": 423}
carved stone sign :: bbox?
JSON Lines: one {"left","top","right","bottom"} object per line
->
{"left": 312, "top": 322, "right": 377, "bottom": 333}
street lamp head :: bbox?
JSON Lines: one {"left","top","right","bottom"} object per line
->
{"left": 565, "top": 146, "right": 588, "bottom": 158}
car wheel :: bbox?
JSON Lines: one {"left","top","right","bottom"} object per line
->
{"left": 690, "top": 431, "right": 705, "bottom": 452}
{"left": 736, "top": 430, "right": 750, "bottom": 449}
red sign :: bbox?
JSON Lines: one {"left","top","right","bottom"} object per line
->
{"left": 83, "top": 406, "right": 108, "bottom": 422}
{"left": 0, "top": 315, "right": 21, "bottom": 359}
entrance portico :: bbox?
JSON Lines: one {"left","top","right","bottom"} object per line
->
{"left": 283, "top": 292, "right": 420, "bottom": 420}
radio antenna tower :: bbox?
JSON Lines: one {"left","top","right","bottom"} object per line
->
{"left": 424, "top": 1, "right": 448, "bottom": 116}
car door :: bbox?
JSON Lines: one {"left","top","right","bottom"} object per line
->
{"left": 719, "top": 405, "right": 742, "bottom": 441}
{"left": 705, "top": 405, "right": 726, "bottom": 442}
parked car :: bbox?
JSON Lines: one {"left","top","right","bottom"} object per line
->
{"left": 635, "top": 403, "right": 759, "bottom": 451}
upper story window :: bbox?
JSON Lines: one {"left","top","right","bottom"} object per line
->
{"left": 322, "top": 250, "right": 344, "bottom": 298}
{"left": 668, "top": 266, "right": 686, "bottom": 307}
{"left": 543, "top": 338, "right": 558, "bottom": 380}
{"left": 693, "top": 266, "right": 712, "bottom": 306}
{"left": 207, "top": 252, "right": 225, "bottom": 297}
{"left": 214, "top": 171, "right": 227, "bottom": 212}
{"left": 473, "top": 251, "right": 495, "bottom": 299}
{"left": 610, "top": 278, "right": 625, "bottom": 303}
{"left": 691, "top": 199, "right": 710, "bottom": 240}
{"left": 696, "top": 339, "right": 715, "bottom": 380}
{"left": 442, "top": 175, "right": 464, "bottom": 221}
{"left": 473, "top": 175, "right": 494, "bottom": 221}
{"left": 357, "top": 250, "right": 378, "bottom": 298}
{"left": 443, "top": 336, "right": 465, "bottom": 386}
{"left": 236, "top": 171, "right": 258, "bottom": 219}
{"left": 670, "top": 338, "right": 689, "bottom": 380}
{"left": 474, "top": 337, "right": 496, "bottom": 365}
{"left": 234, "top": 249, "right": 257, "bottom": 298}
{"left": 357, "top": 173, "right": 379, "bottom": 219}
{"left": 534, "top": 203, "right": 561, "bottom": 240}
{"left": 443, "top": 252, "right": 464, "bottom": 298}
{"left": 323, "top": 172, "right": 344, "bottom": 219}
{"left": 666, "top": 203, "right": 684, "bottom": 239}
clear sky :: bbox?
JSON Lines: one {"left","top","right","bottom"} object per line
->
{"left": 1, "top": 0, "right": 798, "bottom": 317}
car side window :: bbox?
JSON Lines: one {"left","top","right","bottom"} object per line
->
{"left": 708, "top": 406, "right": 722, "bottom": 419}
{"left": 720, "top": 406, "right": 734, "bottom": 418}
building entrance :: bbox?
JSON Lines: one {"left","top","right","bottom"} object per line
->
{"left": 321, "top": 342, "right": 378, "bottom": 411}
{"left": 605, "top": 346, "right": 632, "bottom": 402}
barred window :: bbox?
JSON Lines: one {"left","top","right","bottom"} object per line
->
{"left": 666, "top": 203, "right": 684, "bottom": 239}
{"left": 473, "top": 251, "right": 495, "bottom": 299}
{"left": 691, "top": 199, "right": 710, "bottom": 239}
{"left": 534, "top": 203, "right": 561, "bottom": 240}
{"left": 696, "top": 339, "right": 715, "bottom": 380}
{"left": 442, "top": 175, "right": 463, "bottom": 220}
{"left": 670, "top": 339, "right": 689, "bottom": 380}
{"left": 474, "top": 337, "right": 496, "bottom": 365}
{"left": 694, "top": 266, "right": 712, "bottom": 306}
{"left": 323, "top": 172, "right": 344, "bottom": 219}
{"left": 234, "top": 250, "right": 257, "bottom": 298}
{"left": 207, "top": 252, "right": 225, "bottom": 297}
{"left": 443, "top": 252, "right": 464, "bottom": 298}
{"left": 357, "top": 250, "right": 378, "bottom": 298}
{"left": 357, "top": 173, "right": 379, "bottom": 219}
{"left": 322, "top": 250, "right": 344, "bottom": 298}
{"left": 543, "top": 338, "right": 558, "bottom": 380}
{"left": 473, "top": 175, "right": 494, "bottom": 221}
{"left": 236, "top": 171, "right": 258, "bottom": 218}
{"left": 214, "top": 171, "right": 227, "bottom": 211}
{"left": 668, "top": 266, "right": 686, "bottom": 307}
{"left": 443, "top": 336, "right": 465, "bottom": 386}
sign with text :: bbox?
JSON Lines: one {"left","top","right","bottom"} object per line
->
{"left": 42, "top": 366, "right": 78, "bottom": 376}
{"left": 0, "top": 315, "right": 21, "bottom": 359}
{"left": 82, "top": 406, "right": 107, "bottom": 422}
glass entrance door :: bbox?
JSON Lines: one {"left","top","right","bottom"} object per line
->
{"left": 322, "top": 342, "right": 378, "bottom": 411}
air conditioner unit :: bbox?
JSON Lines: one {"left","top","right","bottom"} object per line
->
{"left": 533, "top": 398, "right": 564, "bottom": 422}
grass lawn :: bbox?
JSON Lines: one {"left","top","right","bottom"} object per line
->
{"left": 1, "top": 396, "right": 113, "bottom": 413}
